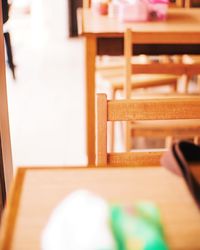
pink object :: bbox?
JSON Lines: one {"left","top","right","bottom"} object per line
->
{"left": 148, "top": 0, "right": 169, "bottom": 20}
{"left": 118, "top": 0, "right": 149, "bottom": 22}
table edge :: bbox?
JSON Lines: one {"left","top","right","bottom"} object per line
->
{"left": 0, "top": 168, "right": 25, "bottom": 250}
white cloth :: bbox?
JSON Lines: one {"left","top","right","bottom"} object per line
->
{"left": 41, "top": 189, "right": 116, "bottom": 250}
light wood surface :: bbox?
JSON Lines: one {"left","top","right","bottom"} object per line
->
{"left": 1, "top": 166, "right": 200, "bottom": 250}
{"left": 107, "top": 96, "right": 200, "bottom": 121}
{"left": 82, "top": 9, "right": 200, "bottom": 35}
{"left": 97, "top": 94, "right": 200, "bottom": 166}
{"left": 79, "top": 8, "right": 200, "bottom": 165}
{"left": 0, "top": 0, "right": 13, "bottom": 202}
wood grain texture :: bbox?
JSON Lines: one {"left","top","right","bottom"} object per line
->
{"left": 1, "top": 167, "right": 200, "bottom": 249}
{"left": 108, "top": 151, "right": 164, "bottom": 167}
{"left": 107, "top": 97, "right": 200, "bottom": 121}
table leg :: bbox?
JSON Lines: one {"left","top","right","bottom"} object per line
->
{"left": 85, "top": 36, "right": 96, "bottom": 165}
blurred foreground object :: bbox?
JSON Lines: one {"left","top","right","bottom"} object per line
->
{"left": 110, "top": 202, "right": 168, "bottom": 250}
{"left": 41, "top": 190, "right": 116, "bottom": 250}
{"left": 42, "top": 189, "right": 167, "bottom": 250}
{"left": 161, "top": 140, "right": 200, "bottom": 209}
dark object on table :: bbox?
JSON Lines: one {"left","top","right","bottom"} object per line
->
{"left": 161, "top": 141, "right": 200, "bottom": 208}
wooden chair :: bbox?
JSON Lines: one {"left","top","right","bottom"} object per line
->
{"left": 123, "top": 27, "right": 200, "bottom": 151}
{"left": 96, "top": 0, "right": 188, "bottom": 98}
{"left": 97, "top": 0, "right": 195, "bottom": 98}
{"left": 96, "top": 56, "right": 179, "bottom": 100}
{"left": 96, "top": 93, "right": 200, "bottom": 167}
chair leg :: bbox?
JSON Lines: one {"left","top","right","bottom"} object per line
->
{"left": 125, "top": 121, "right": 132, "bottom": 151}
{"left": 110, "top": 88, "right": 116, "bottom": 152}
{"left": 4, "top": 32, "right": 16, "bottom": 79}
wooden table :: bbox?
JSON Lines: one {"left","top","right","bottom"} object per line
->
{"left": 1, "top": 166, "right": 200, "bottom": 249}
{"left": 79, "top": 8, "right": 200, "bottom": 165}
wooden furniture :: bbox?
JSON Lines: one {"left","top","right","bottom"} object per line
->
{"left": 78, "top": 8, "right": 200, "bottom": 165}
{"left": 97, "top": 54, "right": 179, "bottom": 152}
{"left": 1, "top": 166, "right": 200, "bottom": 249}
{"left": 97, "top": 93, "right": 200, "bottom": 166}
{"left": 97, "top": 58, "right": 179, "bottom": 98}
{"left": 0, "top": 0, "right": 13, "bottom": 208}
{"left": 124, "top": 28, "right": 199, "bottom": 150}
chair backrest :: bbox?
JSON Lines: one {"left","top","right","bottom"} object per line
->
{"left": 124, "top": 28, "right": 188, "bottom": 99}
{"left": 96, "top": 93, "right": 200, "bottom": 167}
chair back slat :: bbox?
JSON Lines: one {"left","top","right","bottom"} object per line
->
{"left": 107, "top": 97, "right": 200, "bottom": 121}
{"left": 108, "top": 151, "right": 164, "bottom": 167}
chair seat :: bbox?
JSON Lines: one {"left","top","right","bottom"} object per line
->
{"left": 107, "top": 74, "right": 178, "bottom": 90}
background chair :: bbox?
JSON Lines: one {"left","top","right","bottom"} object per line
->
{"left": 123, "top": 27, "right": 200, "bottom": 151}
{"left": 96, "top": 93, "right": 200, "bottom": 167}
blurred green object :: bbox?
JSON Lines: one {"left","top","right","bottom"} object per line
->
{"left": 110, "top": 202, "right": 168, "bottom": 250}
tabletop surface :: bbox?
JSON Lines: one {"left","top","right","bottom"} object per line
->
{"left": 81, "top": 8, "right": 200, "bottom": 35}
{"left": 0, "top": 166, "right": 200, "bottom": 250}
